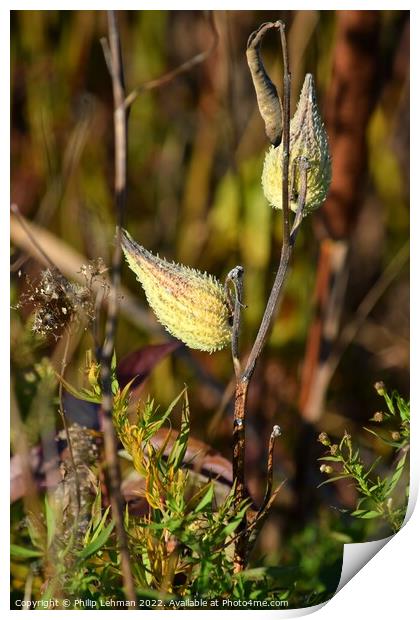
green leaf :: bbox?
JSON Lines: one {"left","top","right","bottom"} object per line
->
{"left": 143, "top": 389, "right": 185, "bottom": 442}
{"left": 91, "top": 487, "right": 103, "bottom": 530}
{"left": 111, "top": 349, "right": 117, "bottom": 372}
{"left": 317, "top": 474, "right": 354, "bottom": 488}
{"left": 167, "top": 391, "right": 190, "bottom": 471}
{"left": 193, "top": 483, "right": 214, "bottom": 514}
{"left": 10, "top": 544, "right": 43, "bottom": 559}
{"left": 351, "top": 509, "right": 382, "bottom": 519}
{"left": 385, "top": 453, "right": 407, "bottom": 495}
{"left": 363, "top": 427, "right": 402, "bottom": 448}
{"left": 45, "top": 495, "right": 56, "bottom": 549}
{"left": 363, "top": 456, "right": 382, "bottom": 479}
{"left": 57, "top": 375, "right": 102, "bottom": 404}
{"left": 77, "top": 521, "right": 114, "bottom": 560}
{"left": 91, "top": 506, "right": 111, "bottom": 544}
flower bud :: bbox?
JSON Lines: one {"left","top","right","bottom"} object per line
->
{"left": 318, "top": 432, "right": 330, "bottom": 447}
{"left": 372, "top": 411, "right": 384, "bottom": 423}
{"left": 330, "top": 444, "right": 338, "bottom": 455}
{"left": 374, "top": 381, "right": 386, "bottom": 396}
{"left": 391, "top": 431, "right": 401, "bottom": 442}
{"left": 262, "top": 74, "right": 331, "bottom": 215}
{"left": 320, "top": 464, "right": 333, "bottom": 474}
{"left": 121, "top": 230, "right": 232, "bottom": 353}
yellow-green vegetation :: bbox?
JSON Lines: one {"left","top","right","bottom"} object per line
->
{"left": 318, "top": 383, "right": 410, "bottom": 534}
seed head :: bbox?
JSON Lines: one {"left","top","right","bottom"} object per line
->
{"left": 121, "top": 230, "right": 232, "bottom": 353}
{"left": 262, "top": 74, "right": 331, "bottom": 215}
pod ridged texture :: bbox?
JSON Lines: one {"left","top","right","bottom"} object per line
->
{"left": 262, "top": 74, "right": 331, "bottom": 214}
{"left": 121, "top": 230, "right": 232, "bottom": 353}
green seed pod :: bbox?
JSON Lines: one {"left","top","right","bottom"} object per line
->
{"left": 121, "top": 230, "right": 232, "bottom": 353}
{"left": 262, "top": 73, "right": 331, "bottom": 214}
{"left": 246, "top": 21, "right": 283, "bottom": 147}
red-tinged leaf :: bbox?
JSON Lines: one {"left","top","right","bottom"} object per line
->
{"left": 116, "top": 341, "right": 182, "bottom": 388}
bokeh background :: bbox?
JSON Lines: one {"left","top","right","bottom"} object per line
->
{"left": 11, "top": 10, "right": 409, "bottom": 603}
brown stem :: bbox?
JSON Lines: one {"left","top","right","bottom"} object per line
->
{"left": 100, "top": 10, "right": 137, "bottom": 606}
{"left": 233, "top": 22, "right": 312, "bottom": 571}
{"left": 232, "top": 378, "right": 249, "bottom": 572}
{"left": 225, "top": 266, "right": 245, "bottom": 379}
{"left": 260, "top": 425, "right": 282, "bottom": 512}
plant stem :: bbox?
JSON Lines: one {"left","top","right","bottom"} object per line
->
{"left": 242, "top": 23, "right": 291, "bottom": 382}
{"left": 232, "top": 22, "right": 312, "bottom": 572}
{"left": 226, "top": 266, "right": 245, "bottom": 378}
{"left": 58, "top": 330, "right": 81, "bottom": 518}
{"left": 100, "top": 10, "right": 137, "bottom": 606}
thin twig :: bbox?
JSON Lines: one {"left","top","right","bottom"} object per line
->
{"left": 100, "top": 10, "right": 137, "bottom": 606}
{"left": 260, "top": 425, "right": 282, "bottom": 513}
{"left": 10, "top": 204, "right": 56, "bottom": 270}
{"left": 225, "top": 266, "right": 245, "bottom": 378}
{"left": 124, "top": 12, "right": 219, "bottom": 109}
{"left": 58, "top": 330, "right": 81, "bottom": 517}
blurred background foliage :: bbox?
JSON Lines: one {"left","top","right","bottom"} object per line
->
{"left": 11, "top": 9, "right": 409, "bottom": 604}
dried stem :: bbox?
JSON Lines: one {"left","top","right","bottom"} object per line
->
{"left": 232, "top": 21, "right": 309, "bottom": 572}
{"left": 225, "top": 266, "right": 245, "bottom": 378}
{"left": 260, "top": 425, "right": 282, "bottom": 512}
{"left": 100, "top": 10, "right": 137, "bottom": 606}
{"left": 10, "top": 203, "right": 56, "bottom": 271}
{"left": 125, "top": 12, "right": 218, "bottom": 109}
{"left": 58, "top": 330, "right": 81, "bottom": 517}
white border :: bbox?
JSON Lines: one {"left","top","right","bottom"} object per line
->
{"left": 4, "top": 3, "right": 416, "bottom": 618}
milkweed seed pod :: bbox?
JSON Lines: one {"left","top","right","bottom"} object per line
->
{"left": 246, "top": 21, "right": 283, "bottom": 147}
{"left": 121, "top": 230, "right": 232, "bottom": 353}
{"left": 262, "top": 73, "right": 331, "bottom": 215}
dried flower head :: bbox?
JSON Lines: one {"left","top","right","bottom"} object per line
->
{"left": 121, "top": 229, "right": 232, "bottom": 353}
{"left": 16, "top": 262, "right": 104, "bottom": 341}
{"left": 372, "top": 411, "right": 384, "bottom": 423}
{"left": 262, "top": 73, "right": 331, "bottom": 215}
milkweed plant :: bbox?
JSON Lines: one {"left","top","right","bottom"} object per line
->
{"left": 11, "top": 14, "right": 409, "bottom": 610}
